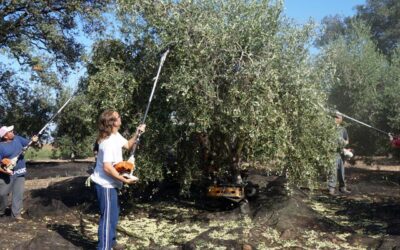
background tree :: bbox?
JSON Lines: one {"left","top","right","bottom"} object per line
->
{"left": 317, "top": 21, "right": 398, "bottom": 155}
{"left": 51, "top": 90, "right": 96, "bottom": 159}
{"left": 52, "top": 38, "right": 157, "bottom": 160}
{"left": 316, "top": 0, "right": 400, "bottom": 155}
{"left": 0, "top": 0, "right": 109, "bottom": 136}
{"left": 316, "top": 15, "right": 352, "bottom": 48}
{"left": 317, "top": 0, "right": 400, "bottom": 56}
{"left": 355, "top": 0, "right": 400, "bottom": 55}
{"left": 0, "top": 70, "right": 53, "bottom": 139}
{"left": 378, "top": 47, "right": 400, "bottom": 156}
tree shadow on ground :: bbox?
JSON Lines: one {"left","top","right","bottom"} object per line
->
{"left": 314, "top": 194, "right": 400, "bottom": 235}
{"left": 313, "top": 167, "right": 400, "bottom": 236}
{"left": 47, "top": 223, "right": 97, "bottom": 250}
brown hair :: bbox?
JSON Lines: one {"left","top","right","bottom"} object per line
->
{"left": 97, "top": 109, "right": 118, "bottom": 141}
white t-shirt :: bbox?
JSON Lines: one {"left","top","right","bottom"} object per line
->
{"left": 91, "top": 132, "right": 128, "bottom": 188}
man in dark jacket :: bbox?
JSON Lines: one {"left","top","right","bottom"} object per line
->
{"left": 328, "top": 114, "right": 351, "bottom": 195}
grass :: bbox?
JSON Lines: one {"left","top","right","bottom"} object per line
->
{"left": 25, "top": 144, "right": 60, "bottom": 160}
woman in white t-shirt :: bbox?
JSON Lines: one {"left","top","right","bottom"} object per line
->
{"left": 91, "top": 109, "right": 145, "bottom": 250}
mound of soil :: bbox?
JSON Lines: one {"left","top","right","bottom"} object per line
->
{"left": 26, "top": 161, "right": 93, "bottom": 180}
{"left": 14, "top": 231, "right": 79, "bottom": 250}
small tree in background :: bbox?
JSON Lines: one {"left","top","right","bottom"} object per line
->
{"left": 318, "top": 20, "right": 400, "bottom": 155}
{"left": 52, "top": 91, "right": 96, "bottom": 159}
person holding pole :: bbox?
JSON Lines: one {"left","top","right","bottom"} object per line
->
{"left": 328, "top": 113, "right": 351, "bottom": 195}
{"left": 90, "top": 49, "right": 167, "bottom": 249}
{"left": 90, "top": 109, "right": 145, "bottom": 250}
{"left": 389, "top": 133, "right": 400, "bottom": 148}
{"left": 0, "top": 95, "right": 73, "bottom": 221}
{"left": 0, "top": 125, "right": 38, "bottom": 220}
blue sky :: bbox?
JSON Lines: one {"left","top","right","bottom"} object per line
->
{"left": 284, "top": 0, "right": 366, "bottom": 24}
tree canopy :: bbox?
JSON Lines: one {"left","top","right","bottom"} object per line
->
{"left": 57, "top": 0, "right": 336, "bottom": 190}
{"left": 355, "top": 0, "right": 400, "bottom": 55}
{"left": 0, "top": 0, "right": 109, "bottom": 135}
{"left": 317, "top": 0, "right": 400, "bottom": 56}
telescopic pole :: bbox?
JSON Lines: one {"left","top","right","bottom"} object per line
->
{"left": 336, "top": 111, "right": 390, "bottom": 136}
{"left": 4, "top": 92, "right": 75, "bottom": 171}
{"left": 142, "top": 49, "right": 170, "bottom": 124}
{"left": 25, "top": 94, "right": 75, "bottom": 149}
{"left": 130, "top": 49, "right": 170, "bottom": 157}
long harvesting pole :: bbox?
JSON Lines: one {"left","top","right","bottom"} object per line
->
{"left": 131, "top": 48, "right": 170, "bottom": 156}
{"left": 141, "top": 49, "right": 170, "bottom": 124}
{"left": 336, "top": 111, "right": 390, "bottom": 136}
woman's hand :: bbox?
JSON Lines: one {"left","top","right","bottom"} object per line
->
{"left": 136, "top": 124, "right": 146, "bottom": 134}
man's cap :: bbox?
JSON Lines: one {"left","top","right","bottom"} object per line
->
{"left": 335, "top": 112, "right": 343, "bottom": 118}
{"left": 0, "top": 125, "right": 14, "bottom": 138}
{"left": 330, "top": 111, "right": 342, "bottom": 118}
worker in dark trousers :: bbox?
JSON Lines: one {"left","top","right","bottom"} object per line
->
{"left": 328, "top": 113, "right": 351, "bottom": 195}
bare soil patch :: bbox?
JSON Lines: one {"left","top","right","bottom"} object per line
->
{"left": 0, "top": 158, "right": 399, "bottom": 249}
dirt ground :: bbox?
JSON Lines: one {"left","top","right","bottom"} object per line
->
{"left": 0, "top": 157, "right": 399, "bottom": 250}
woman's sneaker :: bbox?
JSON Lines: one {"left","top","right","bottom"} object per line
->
{"left": 13, "top": 215, "right": 24, "bottom": 221}
{"left": 339, "top": 187, "right": 351, "bottom": 194}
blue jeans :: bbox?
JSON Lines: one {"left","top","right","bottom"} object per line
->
{"left": 328, "top": 154, "right": 346, "bottom": 189}
{"left": 95, "top": 183, "right": 119, "bottom": 250}
{"left": 0, "top": 175, "right": 25, "bottom": 217}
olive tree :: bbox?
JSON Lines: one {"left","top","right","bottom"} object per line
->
{"left": 80, "top": 0, "right": 335, "bottom": 189}
{"left": 64, "top": 0, "right": 336, "bottom": 191}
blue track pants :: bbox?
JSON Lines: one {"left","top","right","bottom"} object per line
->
{"left": 95, "top": 183, "right": 119, "bottom": 250}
